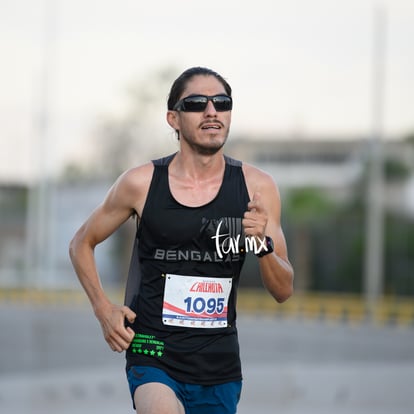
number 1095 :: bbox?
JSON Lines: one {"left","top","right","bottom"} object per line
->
{"left": 184, "top": 297, "right": 225, "bottom": 314}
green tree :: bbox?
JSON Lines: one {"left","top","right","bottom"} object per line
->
{"left": 60, "top": 65, "right": 179, "bottom": 182}
{"left": 283, "top": 187, "right": 336, "bottom": 291}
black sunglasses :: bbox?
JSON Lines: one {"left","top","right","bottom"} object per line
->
{"left": 173, "top": 94, "right": 233, "bottom": 112}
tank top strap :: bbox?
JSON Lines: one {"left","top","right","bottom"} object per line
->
{"left": 152, "top": 153, "right": 176, "bottom": 167}
{"left": 224, "top": 155, "right": 242, "bottom": 168}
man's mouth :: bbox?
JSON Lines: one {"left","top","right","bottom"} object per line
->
{"left": 201, "top": 123, "right": 221, "bottom": 130}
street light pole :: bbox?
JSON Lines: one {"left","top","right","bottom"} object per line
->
{"left": 364, "top": 5, "right": 387, "bottom": 314}
{"left": 25, "top": 0, "right": 57, "bottom": 287}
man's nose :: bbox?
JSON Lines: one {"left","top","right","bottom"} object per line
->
{"left": 204, "top": 100, "right": 217, "bottom": 115}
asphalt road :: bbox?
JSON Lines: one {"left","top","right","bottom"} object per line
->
{"left": 1, "top": 303, "right": 414, "bottom": 413}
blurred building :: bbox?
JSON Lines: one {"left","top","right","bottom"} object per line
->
{"left": 228, "top": 135, "right": 414, "bottom": 217}
{"left": 0, "top": 181, "right": 126, "bottom": 288}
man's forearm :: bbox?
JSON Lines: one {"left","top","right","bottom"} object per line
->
{"left": 69, "top": 238, "right": 111, "bottom": 313}
{"left": 258, "top": 253, "right": 294, "bottom": 303}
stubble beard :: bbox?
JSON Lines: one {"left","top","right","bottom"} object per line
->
{"left": 181, "top": 130, "right": 230, "bottom": 156}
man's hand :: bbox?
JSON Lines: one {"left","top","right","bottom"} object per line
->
{"left": 95, "top": 302, "right": 136, "bottom": 352}
{"left": 242, "top": 192, "right": 268, "bottom": 239}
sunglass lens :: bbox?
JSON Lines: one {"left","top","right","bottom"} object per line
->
{"left": 213, "top": 96, "right": 232, "bottom": 111}
{"left": 182, "top": 96, "right": 208, "bottom": 112}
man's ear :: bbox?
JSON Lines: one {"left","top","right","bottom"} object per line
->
{"left": 166, "top": 110, "right": 179, "bottom": 130}
{"left": 166, "top": 111, "right": 180, "bottom": 139}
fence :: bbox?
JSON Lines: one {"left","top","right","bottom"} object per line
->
{"left": 1, "top": 287, "right": 413, "bottom": 328}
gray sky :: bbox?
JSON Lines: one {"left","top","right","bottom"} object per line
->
{"left": 1, "top": 0, "right": 413, "bottom": 182}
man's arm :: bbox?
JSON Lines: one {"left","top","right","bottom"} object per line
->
{"left": 69, "top": 164, "right": 152, "bottom": 351}
{"left": 242, "top": 165, "right": 294, "bottom": 303}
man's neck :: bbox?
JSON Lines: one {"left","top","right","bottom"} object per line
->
{"left": 171, "top": 150, "right": 225, "bottom": 181}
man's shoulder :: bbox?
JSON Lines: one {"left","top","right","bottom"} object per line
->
{"left": 118, "top": 162, "right": 154, "bottom": 193}
{"left": 111, "top": 162, "right": 155, "bottom": 216}
{"left": 124, "top": 161, "right": 154, "bottom": 178}
{"left": 241, "top": 161, "right": 271, "bottom": 179}
{"left": 241, "top": 162, "right": 278, "bottom": 192}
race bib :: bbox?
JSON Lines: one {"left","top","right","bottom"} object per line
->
{"left": 162, "top": 274, "right": 232, "bottom": 328}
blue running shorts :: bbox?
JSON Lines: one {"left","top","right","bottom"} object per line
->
{"left": 127, "top": 366, "right": 242, "bottom": 414}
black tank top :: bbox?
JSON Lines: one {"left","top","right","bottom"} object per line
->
{"left": 125, "top": 153, "right": 250, "bottom": 384}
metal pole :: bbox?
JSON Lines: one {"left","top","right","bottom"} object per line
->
{"left": 25, "top": 0, "right": 57, "bottom": 287}
{"left": 364, "top": 5, "right": 387, "bottom": 314}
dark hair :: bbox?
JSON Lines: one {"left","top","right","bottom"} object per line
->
{"left": 167, "top": 67, "right": 232, "bottom": 110}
